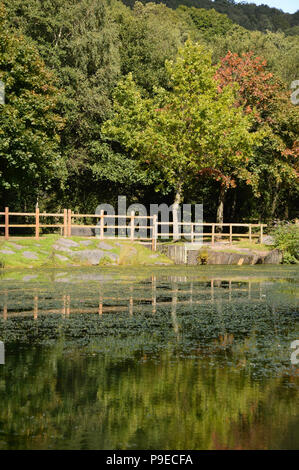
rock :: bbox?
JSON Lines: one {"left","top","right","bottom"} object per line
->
{"left": 260, "top": 235, "right": 275, "bottom": 245}
{"left": 55, "top": 254, "right": 69, "bottom": 261}
{"left": 52, "top": 244, "right": 72, "bottom": 253}
{"left": 71, "top": 249, "right": 118, "bottom": 265}
{"left": 56, "top": 238, "right": 79, "bottom": 247}
{"left": 71, "top": 227, "right": 94, "bottom": 236}
{"left": 79, "top": 240, "right": 92, "bottom": 246}
{"left": 22, "top": 275, "right": 38, "bottom": 281}
{"left": 205, "top": 251, "right": 259, "bottom": 265}
{"left": 97, "top": 242, "right": 113, "bottom": 250}
{"left": 53, "top": 238, "right": 79, "bottom": 252}
{"left": 0, "top": 249, "right": 15, "bottom": 255}
{"left": 22, "top": 251, "right": 38, "bottom": 259}
{"left": 107, "top": 253, "right": 118, "bottom": 261}
{"left": 8, "top": 242, "right": 23, "bottom": 250}
{"left": 263, "top": 249, "right": 283, "bottom": 264}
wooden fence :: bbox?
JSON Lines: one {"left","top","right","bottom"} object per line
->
{"left": 0, "top": 207, "right": 267, "bottom": 249}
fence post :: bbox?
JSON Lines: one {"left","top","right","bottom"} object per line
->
{"left": 211, "top": 224, "right": 215, "bottom": 246}
{"left": 100, "top": 210, "right": 104, "bottom": 240}
{"left": 63, "top": 209, "right": 67, "bottom": 237}
{"left": 4, "top": 207, "right": 9, "bottom": 240}
{"left": 260, "top": 224, "right": 263, "bottom": 244}
{"left": 67, "top": 209, "right": 72, "bottom": 237}
{"left": 35, "top": 206, "right": 40, "bottom": 240}
{"left": 229, "top": 224, "right": 232, "bottom": 245}
{"left": 130, "top": 210, "right": 134, "bottom": 241}
{"left": 249, "top": 224, "right": 252, "bottom": 243}
{"left": 191, "top": 223, "right": 194, "bottom": 243}
{"left": 152, "top": 215, "right": 157, "bottom": 251}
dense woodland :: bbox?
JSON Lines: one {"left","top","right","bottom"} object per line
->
{"left": 0, "top": 0, "right": 298, "bottom": 223}
{"left": 124, "top": 0, "right": 299, "bottom": 35}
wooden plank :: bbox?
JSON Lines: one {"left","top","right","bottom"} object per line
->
{"left": 71, "top": 213, "right": 153, "bottom": 219}
{"left": 100, "top": 210, "right": 104, "bottom": 240}
{"left": 35, "top": 207, "right": 39, "bottom": 240}
{"left": 130, "top": 210, "right": 134, "bottom": 241}
{"left": 67, "top": 209, "right": 72, "bottom": 237}
{"left": 5, "top": 224, "right": 36, "bottom": 228}
{"left": 64, "top": 209, "right": 67, "bottom": 237}
{"left": 4, "top": 207, "right": 9, "bottom": 240}
{"left": 39, "top": 213, "right": 64, "bottom": 217}
{"left": 39, "top": 224, "right": 64, "bottom": 228}
{"left": 9, "top": 212, "right": 35, "bottom": 216}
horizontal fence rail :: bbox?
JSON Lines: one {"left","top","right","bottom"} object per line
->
{"left": 0, "top": 207, "right": 267, "bottom": 250}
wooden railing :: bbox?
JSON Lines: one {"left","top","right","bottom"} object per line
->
{"left": 0, "top": 207, "right": 267, "bottom": 249}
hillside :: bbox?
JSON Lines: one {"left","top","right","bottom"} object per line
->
{"left": 122, "top": 0, "right": 299, "bottom": 34}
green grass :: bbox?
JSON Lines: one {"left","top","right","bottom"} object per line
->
{"left": 0, "top": 236, "right": 172, "bottom": 269}
{"left": 232, "top": 240, "right": 272, "bottom": 251}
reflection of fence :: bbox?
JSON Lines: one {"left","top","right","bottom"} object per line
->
{"left": 0, "top": 278, "right": 264, "bottom": 319}
{"left": 0, "top": 207, "right": 267, "bottom": 248}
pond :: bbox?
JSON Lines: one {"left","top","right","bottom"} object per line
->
{"left": 0, "top": 266, "right": 298, "bottom": 450}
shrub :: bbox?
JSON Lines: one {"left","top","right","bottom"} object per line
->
{"left": 270, "top": 222, "right": 299, "bottom": 263}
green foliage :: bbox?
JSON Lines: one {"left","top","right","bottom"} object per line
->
{"left": 0, "top": 4, "right": 66, "bottom": 208}
{"left": 103, "top": 40, "right": 257, "bottom": 200}
{"left": 271, "top": 223, "right": 299, "bottom": 263}
{"left": 123, "top": 0, "right": 299, "bottom": 35}
{"left": 177, "top": 6, "right": 236, "bottom": 40}
{"left": 0, "top": 0, "right": 298, "bottom": 221}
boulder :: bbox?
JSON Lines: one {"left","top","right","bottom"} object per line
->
{"left": 97, "top": 242, "right": 113, "bottom": 250}
{"left": 55, "top": 254, "right": 69, "bottom": 261}
{"left": 8, "top": 242, "right": 23, "bottom": 250}
{"left": 71, "top": 249, "right": 118, "bottom": 265}
{"left": 53, "top": 238, "right": 79, "bottom": 252}
{"left": 56, "top": 238, "right": 79, "bottom": 247}
{"left": 0, "top": 249, "right": 14, "bottom": 255}
{"left": 22, "top": 251, "right": 38, "bottom": 260}
{"left": 263, "top": 249, "right": 283, "bottom": 264}
{"left": 71, "top": 226, "right": 94, "bottom": 237}
{"left": 260, "top": 235, "right": 275, "bottom": 245}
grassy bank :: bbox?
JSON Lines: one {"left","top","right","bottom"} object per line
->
{"left": 0, "top": 236, "right": 172, "bottom": 269}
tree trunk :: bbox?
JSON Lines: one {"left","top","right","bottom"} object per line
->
{"left": 271, "top": 181, "right": 280, "bottom": 219}
{"left": 230, "top": 190, "right": 237, "bottom": 221}
{"left": 216, "top": 185, "right": 226, "bottom": 235}
{"left": 173, "top": 182, "right": 182, "bottom": 241}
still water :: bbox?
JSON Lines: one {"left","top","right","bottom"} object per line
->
{"left": 0, "top": 266, "right": 298, "bottom": 450}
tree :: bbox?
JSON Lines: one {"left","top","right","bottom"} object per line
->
{"left": 102, "top": 40, "right": 258, "bottom": 234}
{"left": 0, "top": 4, "right": 65, "bottom": 209}
{"left": 216, "top": 51, "right": 299, "bottom": 220}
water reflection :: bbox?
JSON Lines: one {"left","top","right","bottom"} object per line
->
{"left": 0, "top": 346, "right": 298, "bottom": 450}
{"left": 0, "top": 277, "right": 268, "bottom": 319}
{"left": 0, "top": 267, "right": 298, "bottom": 450}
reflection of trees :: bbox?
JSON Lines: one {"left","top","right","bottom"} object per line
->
{"left": 0, "top": 270, "right": 298, "bottom": 449}
{"left": 0, "top": 344, "right": 298, "bottom": 450}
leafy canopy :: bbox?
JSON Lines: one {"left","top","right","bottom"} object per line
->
{"left": 102, "top": 40, "right": 258, "bottom": 195}
{"left": 0, "top": 4, "right": 65, "bottom": 206}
